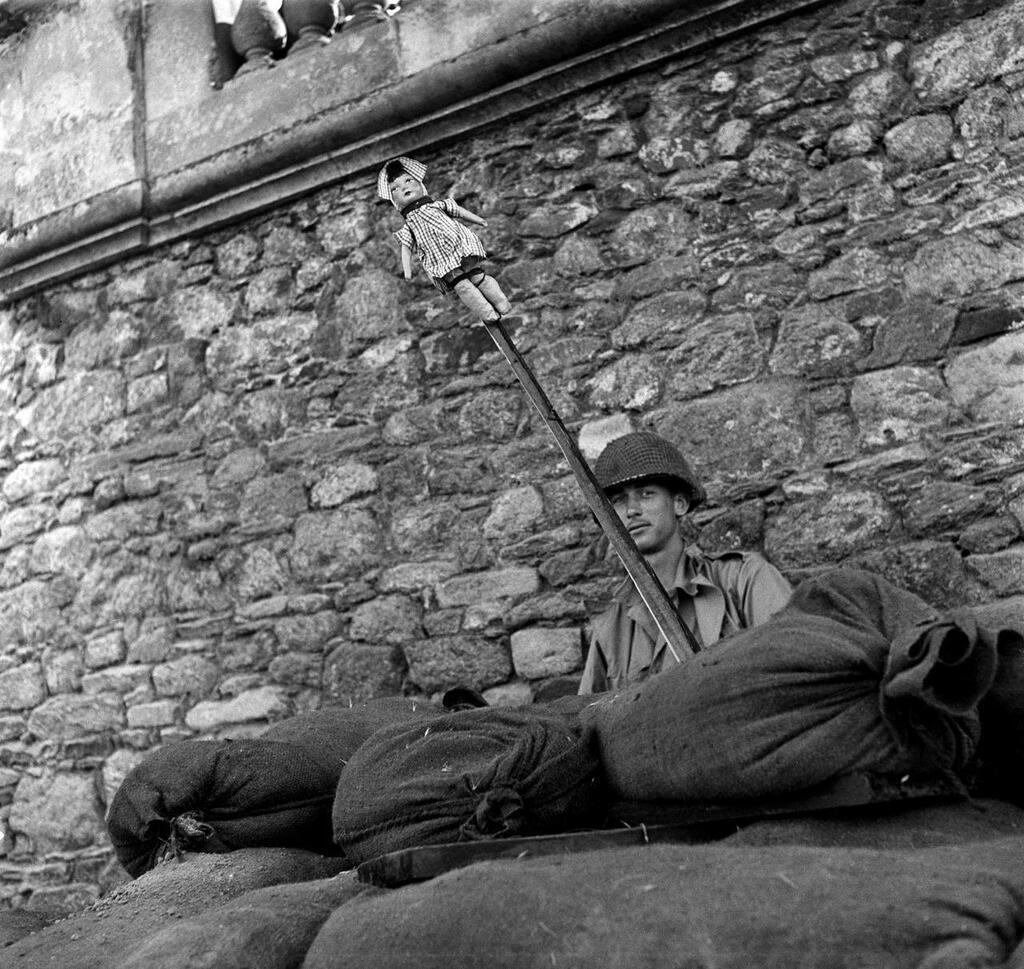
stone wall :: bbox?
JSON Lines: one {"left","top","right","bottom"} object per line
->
{"left": 2, "top": 0, "right": 1024, "bottom": 912}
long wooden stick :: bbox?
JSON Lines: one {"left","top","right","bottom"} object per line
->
{"left": 483, "top": 320, "right": 700, "bottom": 660}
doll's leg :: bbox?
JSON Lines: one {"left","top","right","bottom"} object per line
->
{"left": 453, "top": 278, "right": 500, "bottom": 322}
{"left": 476, "top": 275, "right": 512, "bottom": 315}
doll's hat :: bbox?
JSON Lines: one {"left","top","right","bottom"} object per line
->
{"left": 377, "top": 156, "right": 427, "bottom": 201}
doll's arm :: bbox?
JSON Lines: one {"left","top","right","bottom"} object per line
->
{"left": 448, "top": 201, "right": 487, "bottom": 228}
{"left": 401, "top": 243, "right": 414, "bottom": 280}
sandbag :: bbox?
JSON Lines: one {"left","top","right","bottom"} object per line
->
{"left": 333, "top": 707, "right": 605, "bottom": 865}
{"left": 108, "top": 739, "right": 340, "bottom": 877}
{"left": 302, "top": 837, "right": 1024, "bottom": 969}
{"left": 262, "top": 697, "right": 441, "bottom": 779}
{"left": 588, "top": 569, "right": 1010, "bottom": 801}
{"left": 724, "top": 797, "right": 1024, "bottom": 850}
{"left": 0, "top": 909, "right": 48, "bottom": 948}
{"left": 116, "top": 873, "right": 369, "bottom": 969}
{"left": 5, "top": 848, "right": 346, "bottom": 969}
{"left": 974, "top": 623, "right": 1024, "bottom": 804}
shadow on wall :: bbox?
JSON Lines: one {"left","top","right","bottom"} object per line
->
{"left": 211, "top": 0, "right": 403, "bottom": 87}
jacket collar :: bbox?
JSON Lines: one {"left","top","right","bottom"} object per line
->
{"left": 617, "top": 547, "right": 726, "bottom": 658}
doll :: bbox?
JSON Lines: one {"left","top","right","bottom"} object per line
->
{"left": 377, "top": 156, "right": 512, "bottom": 323}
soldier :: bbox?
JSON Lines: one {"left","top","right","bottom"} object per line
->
{"left": 579, "top": 431, "right": 792, "bottom": 694}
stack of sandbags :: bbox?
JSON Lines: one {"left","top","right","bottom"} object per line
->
{"left": 5, "top": 848, "right": 346, "bottom": 969}
{"left": 107, "top": 698, "right": 443, "bottom": 876}
{"left": 302, "top": 837, "right": 1024, "bottom": 969}
{"left": 586, "top": 568, "right": 1017, "bottom": 802}
{"left": 332, "top": 707, "right": 606, "bottom": 865}
{"left": 115, "top": 872, "right": 368, "bottom": 969}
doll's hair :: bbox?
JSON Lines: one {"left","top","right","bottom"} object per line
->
{"left": 384, "top": 160, "right": 407, "bottom": 183}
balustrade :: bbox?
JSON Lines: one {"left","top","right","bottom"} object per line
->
{"left": 211, "top": 0, "right": 404, "bottom": 85}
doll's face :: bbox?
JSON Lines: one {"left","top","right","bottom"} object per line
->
{"left": 389, "top": 172, "right": 426, "bottom": 207}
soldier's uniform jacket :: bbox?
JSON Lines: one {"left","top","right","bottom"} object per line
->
{"left": 578, "top": 546, "right": 792, "bottom": 694}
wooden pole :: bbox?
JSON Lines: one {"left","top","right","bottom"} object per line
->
{"left": 483, "top": 319, "right": 701, "bottom": 661}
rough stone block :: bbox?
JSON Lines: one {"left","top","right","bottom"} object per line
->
{"left": 238, "top": 473, "right": 308, "bottom": 535}
{"left": 322, "top": 641, "right": 405, "bottom": 703}
{"left": 910, "top": 1, "right": 1024, "bottom": 105}
{"left": 952, "top": 307, "right": 1024, "bottom": 347}
{"left": 310, "top": 462, "right": 379, "bottom": 508}
{"left": 378, "top": 560, "right": 460, "bottom": 593}
{"left": 8, "top": 772, "right": 105, "bottom": 854}
{"left": 125, "top": 699, "right": 179, "bottom": 730}
{"left": 0, "top": 505, "right": 52, "bottom": 551}
{"left": 0, "top": 663, "right": 45, "bottom": 712}
{"left": 42, "top": 648, "right": 82, "bottom": 695}
{"left": 519, "top": 200, "right": 598, "bottom": 238}
{"left": 655, "top": 380, "right": 806, "bottom": 481}
{"left": 2, "top": 459, "right": 64, "bottom": 503}
{"left": 349, "top": 595, "right": 423, "bottom": 645}
{"left": 665, "top": 313, "right": 767, "bottom": 399}
{"left": 268, "top": 652, "right": 322, "bottom": 688}
{"left": 19, "top": 371, "right": 126, "bottom": 443}
{"left": 152, "top": 655, "right": 219, "bottom": 699}
{"left": 765, "top": 490, "right": 896, "bottom": 569}
{"left": 30, "top": 525, "right": 91, "bottom": 578}
{"left": 290, "top": 509, "right": 383, "bottom": 581}
{"left": 273, "top": 611, "right": 342, "bottom": 651}
{"left": 81, "top": 665, "right": 152, "bottom": 696}
{"left": 435, "top": 567, "right": 541, "bottom": 608}
{"left": 588, "top": 355, "right": 664, "bottom": 411}
{"left": 850, "top": 367, "right": 951, "bottom": 446}
{"left": 770, "top": 303, "right": 864, "bottom": 378}
{"left": 811, "top": 50, "right": 880, "bottom": 83}
{"left": 184, "top": 686, "right": 289, "bottom": 732}
{"left": 946, "top": 331, "right": 1024, "bottom": 422}
{"left": 578, "top": 414, "right": 635, "bottom": 461}
{"left": 959, "top": 516, "right": 1021, "bottom": 555}
{"left": 27, "top": 693, "right": 124, "bottom": 741}
{"left": 510, "top": 626, "right": 583, "bottom": 679}
{"left": 904, "top": 235, "right": 1022, "bottom": 301}
{"left": 965, "top": 547, "right": 1024, "bottom": 597}
{"left": 482, "top": 487, "right": 545, "bottom": 541}
{"left": 884, "top": 113, "right": 953, "bottom": 170}
{"left": 403, "top": 635, "right": 512, "bottom": 693}
{"left": 84, "top": 631, "right": 126, "bottom": 669}
{"left": 612, "top": 291, "right": 707, "bottom": 351}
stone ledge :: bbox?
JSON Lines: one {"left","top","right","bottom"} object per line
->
{"left": 0, "top": 0, "right": 828, "bottom": 303}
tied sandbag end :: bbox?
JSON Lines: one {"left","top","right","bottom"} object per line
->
{"left": 884, "top": 610, "right": 1001, "bottom": 716}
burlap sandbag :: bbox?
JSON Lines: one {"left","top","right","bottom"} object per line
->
{"left": 725, "top": 796, "right": 1024, "bottom": 850}
{"left": 262, "top": 697, "right": 441, "bottom": 778}
{"left": 974, "top": 620, "right": 1024, "bottom": 804}
{"left": 108, "top": 739, "right": 339, "bottom": 877}
{"left": 6, "top": 848, "right": 346, "bottom": 969}
{"left": 116, "top": 873, "right": 370, "bottom": 969}
{"left": 333, "top": 707, "right": 605, "bottom": 865}
{"left": 588, "top": 569, "right": 1009, "bottom": 802}
{"left": 302, "top": 837, "right": 1024, "bottom": 969}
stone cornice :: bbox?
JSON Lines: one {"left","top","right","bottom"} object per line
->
{"left": 0, "top": 0, "right": 828, "bottom": 303}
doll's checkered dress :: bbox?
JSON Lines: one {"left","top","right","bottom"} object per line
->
{"left": 395, "top": 199, "right": 487, "bottom": 279}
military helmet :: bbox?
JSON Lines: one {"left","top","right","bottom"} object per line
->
{"left": 593, "top": 432, "right": 706, "bottom": 509}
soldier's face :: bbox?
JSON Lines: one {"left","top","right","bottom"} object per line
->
{"left": 608, "top": 482, "right": 688, "bottom": 555}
